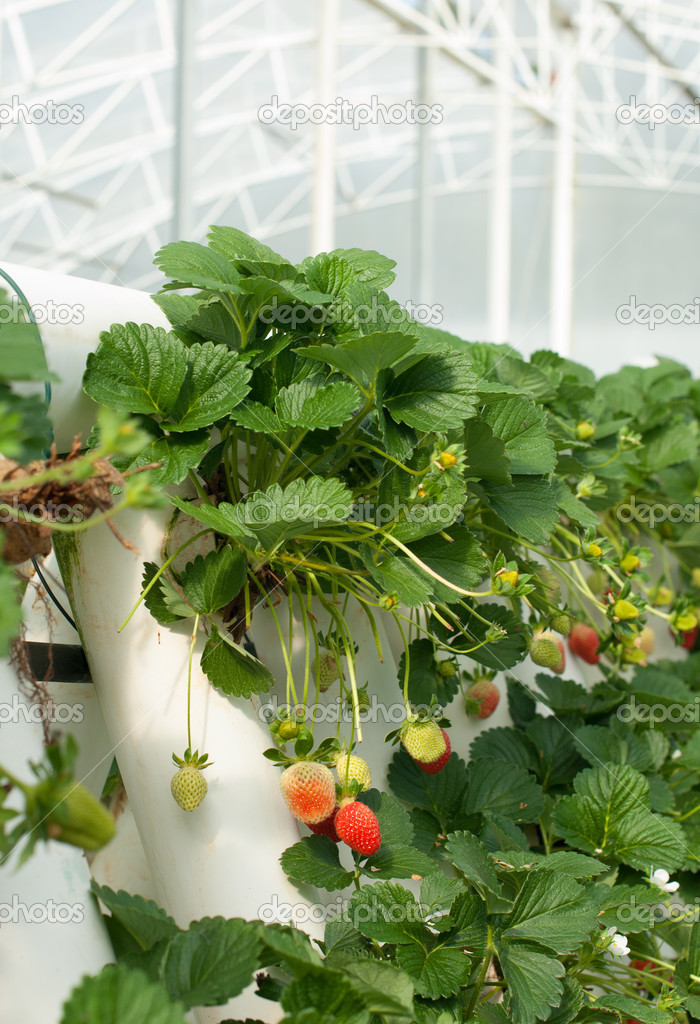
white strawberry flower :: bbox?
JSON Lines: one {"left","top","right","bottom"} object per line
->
{"left": 650, "top": 867, "right": 679, "bottom": 893}
{"left": 604, "top": 926, "right": 630, "bottom": 957}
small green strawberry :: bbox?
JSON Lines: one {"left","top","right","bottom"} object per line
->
{"left": 400, "top": 720, "right": 446, "bottom": 763}
{"left": 278, "top": 720, "right": 301, "bottom": 741}
{"left": 613, "top": 599, "right": 639, "bottom": 621}
{"left": 550, "top": 613, "right": 573, "bottom": 636}
{"left": 576, "top": 421, "right": 595, "bottom": 441}
{"left": 171, "top": 749, "right": 212, "bottom": 812}
{"left": 436, "top": 659, "right": 457, "bottom": 678}
{"left": 529, "top": 631, "right": 565, "bottom": 670}
{"left": 674, "top": 611, "right": 698, "bottom": 633}
{"left": 335, "top": 752, "right": 372, "bottom": 792}
{"left": 46, "top": 783, "right": 116, "bottom": 851}
{"left": 314, "top": 651, "right": 339, "bottom": 692}
{"left": 620, "top": 553, "right": 640, "bottom": 574}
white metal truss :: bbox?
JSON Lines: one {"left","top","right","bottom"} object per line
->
{"left": 0, "top": 0, "right": 698, "bottom": 352}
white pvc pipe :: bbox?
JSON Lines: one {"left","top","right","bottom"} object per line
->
{"left": 0, "top": 261, "right": 169, "bottom": 450}
{"left": 0, "top": 566, "right": 114, "bottom": 1024}
{"left": 53, "top": 509, "right": 319, "bottom": 1024}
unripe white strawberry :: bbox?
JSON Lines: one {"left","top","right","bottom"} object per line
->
{"left": 400, "top": 720, "right": 446, "bottom": 763}
{"left": 313, "top": 652, "right": 339, "bottom": 692}
{"left": 335, "top": 752, "right": 371, "bottom": 792}
{"left": 171, "top": 765, "right": 208, "bottom": 812}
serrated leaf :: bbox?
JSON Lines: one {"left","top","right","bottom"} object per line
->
{"left": 181, "top": 547, "right": 246, "bottom": 615}
{"left": 280, "top": 835, "right": 354, "bottom": 892}
{"left": 484, "top": 398, "right": 556, "bottom": 475}
{"left": 207, "top": 225, "right": 289, "bottom": 267}
{"left": 348, "top": 882, "right": 425, "bottom": 943}
{"left": 444, "top": 831, "right": 512, "bottom": 912}
{"left": 397, "top": 638, "right": 460, "bottom": 707}
{"left": 276, "top": 380, "right": 361, "bottom": 429}
{"left": 485, "top": 477, "right": 560, "bottom": 545}
{"left": 297, "top": 332, "right": 417, "bottom": 387}
{"left": 141, "top": 563, "right": 189, "bottom": 624}
{"left": 91, "top": 884, "right": 178, "bottom": 951}
{"left": 229, "top": 478, "right": 353, "bottom": 551}
{"left": 496, "top": 941, "right": 565, "bottom": 1024}
{"left": 596, "top": 995, "right": 672, "bottom": 1024}
{"left": 84, "top": 323, "right": 189, "bottom": 417}
{"left": 328, "top": 247, "right": 397, "bottom": 288}
{"left": 395, "top": 942, "right": 471, "bottom": 998}
{"left": 543, "top": 976, "right": 584, "bottom": 1024}
{"left": 464, "top": 419, "right": 511, "bottom": 485}
{"left": 361, "top": 789, "right": 414, "bottom": 847}
{"left": 501, "top": 870, "right": 597, "bottom": 952}
{"left": 469, "top": 727, "right": 538, "bottom": 775}
{"left": 127, "top": 431, "right": 210, "bottom": 487}
{"left": 59, "top": 965, "right": 187, "bottom": 1024}
{"left": 154, "top": 917, "right": 260, "bottom": 1008}
{"left": 553, "top": 762, "right": 686, "bottom": 871}
{"left": 259, "top": 922, "right": 324, "bottom": 970}
{"left": 154, "top": 240, "right": 242, "bottom": 290}
{"left": 334, "top": 955, "right": 415, "bottom": 1019}
{"left": 388, "top": 750, "right": 470, "bottom": 829}
{"left": 460, "top": 603, "right": 529, "bottom": 671}
{"left": 464, "top": 758, "right": 544, "bottom": 822}
{"left": 382, "top": 353, "right": 478, "bottom": 432}
{"left": 361, "top": 845, "right": 438, "bottom": 880}
{"left": 168, "top": 341, "right": 251, "bottom": 430}
{"left": 359, "top": 547, "right": 433, "bottom": 607}
{"left": 201, "top": 626, "right": 273, "bottom": 697}
{"left": 231, "top": 401, "right": 284, "bottom": 433}
{"left": 408, "top": 527, "right": 486, "bottom": 605}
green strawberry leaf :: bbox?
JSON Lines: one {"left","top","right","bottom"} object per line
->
{"left": 408, "top": 527, "right": 487, "bottom": 605}
{"left": 167, "top": 341, "right": 251, "bottom": 430}
{"left": 153, "top": 917, "right": 261, "bottom": 1008}
{"left": 201, "top": 626, "right": 273, "bottom": 698}
{"left": 90, "top": 884, "right": 179, "bottom": 951}
{"left": 297, "top": 332, "right": 417, "bottom": 388}
{"left": 463, "top": 757, "right": 544, "bottom": 822}
{"left": 397, "top": 638, "right": 460, "bottom": 706}
{"left": 141, "top": 562, "right": 189, "bottom": 625}
{"left": 382, "top": 352, "right": 479, "bottom": 432}
{"left": 484, "top": 397, "right": 556, "bottom": 475}
{"left": 181, "top": 546, "right": 247, "bottom": 615}
{"left": 395, "top": 941, "right": 471, "bottom": 999}
{"left": 59, "top": 965, "right": 187, "bottom": 1024}
{"left": 280, "top": 835, "right": 354, "bottom": 892}
{"left": 84, "top": 323, "right": 189, "bottom": 418}
{"left": 154, "top": 240, "right": 242, "bottom": 290}
{"left": 596, "top": 995, "right": 672, "bottom": 1024}
{"left": 500, "top": 870, "right": 598, "bottom": 952}
{"left": 459, "top": 603, "right": 528, "bottom": 671}
{"left": 496, "top": 940, "right": 565, "bottom": 1024}
{"left": 553, "top": 762, "right": 686, "bottom": 870}
{"left": 347, "top": 881, "right": 425, "bottom": 944}
{"left": 484, "top": 476, "right": 560, "bottom": 545}
{"left": 444, "top": 831, "right": 513, "bottom": 912}
{"left": 125, "top": 431, "right": 210, "bottom": 487}
{"left": 276, "top": 380, "right": 361, "bottom": 429}
{"left": 388, "top": 750, "right": 470, "bottom": 832}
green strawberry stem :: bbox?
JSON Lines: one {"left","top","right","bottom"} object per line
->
{"left": 186, "top": 612, "right": 200, "bottom": 751}
{"left": 118, "top": 528, "right": 211, "bottom": 633}
{"left": 288, "top": 576, "right": 311, "bottom": 709}
{"left": 255, "top": 569, "right": 298, "bottom": 710}
{"left": 0, "top": 762, "right": 29, "bottom": 793}
{"left": 393, "top": 612, "right": 412, "bottom": 715}
{"left": 467, "top": 925, "right": 493, "bottom": 1018}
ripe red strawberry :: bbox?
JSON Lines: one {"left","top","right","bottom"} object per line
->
{"left": 280, "top": 761, "right": 336, "bottom": 824}
{"left": 465, "top": 680, "right": 500, "bottom": 719}
{"left": 568, "top": 623, "right": 600, "bottom": 665}
{"left": 415, "top": 729, "right": 451, "bottom": 774}
{"left": 307, "top": 808, "right": 340, "bottom": 843}
{"left": 335, "top": 799, "right": 381, "bottom": 856}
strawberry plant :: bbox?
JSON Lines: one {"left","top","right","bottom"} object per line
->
{"left": 7, "top": 228, "right": 700, "bottom": 1023}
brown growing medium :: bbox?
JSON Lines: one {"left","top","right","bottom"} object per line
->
{"left": 0, "top": 439, "right": 130, "bottom": 564}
